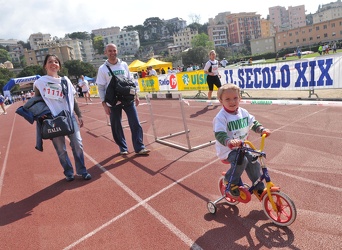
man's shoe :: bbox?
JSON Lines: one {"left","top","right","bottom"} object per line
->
{"left": 120, "top": 151, "right": 129, "bottom": 155}
{"left": 207, "top": 102, "right": 213, "bottom": 106}
{"left": 137, "top": 148, "right": 150, "bottom": 155}
{"left": 65, "top": 175, "right": 75, "bottom": 182}
{"left": 82, "top": 173, "right": 92, "bottom": 180}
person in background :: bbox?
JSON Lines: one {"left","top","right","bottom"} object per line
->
{"left": 220, "top": 58, "right": 228, "bottom": 68}
{"left": 203, "top": 50, "right": 221, "bottom": 106}
{"left": 213, "top": 84, "right": 271, "bottom": 198}
{"left": 78, "top": 75, "right": 92, "bottom": 104}
{"left": 141, "top": 69, "right": 147, "bottom": 78}
{"left": 33, "top": 54, "right": 92, "bottom": 182}
{"left": 96, "top": 44, "right": 150, "bottom": 155}
{"left": 161, "top": 68, "right": 166, "bottom": 74}
{"left": 148, "top": 66, "right": 157, "bottom": 76}
{"left": 0, "top": 94, "right": 7, "bottom": 114}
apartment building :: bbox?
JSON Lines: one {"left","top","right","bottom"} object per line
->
{"left": 251, "top": 37, "right": 276, "bottom": 55}
{"left": 208, "top": 24, "right": 229, "bottom": 47}
{"left": 103, "top": 30, "right": 140, "bottom": 56}
{"left": 92, "top": 27, "right": 120, "bottom": 37}
{"left": 172, "top": 27, "right": 198, "bottom": 48}
{"left": 24, "top": 45, "right": 74, "bottom": 67}
{"left": 275, "top": 17, "right": 342, "bottom": 51}
{"left": 260, "top": 18, "right": 276, "bottom": 38}
{"left": 312, "top": 0, "right": 342, "bottom": 24}
{"left": 28, "top": 33, "right": 53, "bottom": 50}
{"left": 226, "top": 12, "right": 262, "bottom": 44}
{"left": 6, "top": 43, "right": 24, "bottom": 65}
{"left": 269, "top": 5, "right": 306, "bottom": 31}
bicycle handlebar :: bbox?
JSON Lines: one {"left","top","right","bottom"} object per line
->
{"left": 243, "top": 133, "right": 267, "bottom": 151}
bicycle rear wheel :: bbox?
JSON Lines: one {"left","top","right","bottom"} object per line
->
{"left": 262, "top": 191, "right": 297, "bottom": 226}
{"left": 218, "top": 177, "right": 239, "bottom": 205}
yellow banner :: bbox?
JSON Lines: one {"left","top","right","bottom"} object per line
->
{"left": 89, "top": 85, "right": 99, "bottom": 96}
{"left": 138, "top": 76, "right": 160, "bottom": 92}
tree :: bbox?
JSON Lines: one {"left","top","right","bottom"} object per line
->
{"left": 0, "top": 49, "right": 11, "bottom": 63}
{"left": 191, "top": 33, "right": 214, "bottom": 50}
{"left": 181, "top": 46, "right": 208, "bottom": 66}
{"left": 17, "top": 65, "right": 45, "bottom": 78}
{"left": 0, "top": 68, "right": 15, "bottom": 92}
{"left": 66, "top": 32, "right": 91, "bottom": 40}
{"left": 63, "top": 60, "right": 96, "bottom": 81}
{"left": 93, "top": 36, "right": 105, "bottom": 54}
{"left": 143, "top": 17, "right": 164, "bottom": 41}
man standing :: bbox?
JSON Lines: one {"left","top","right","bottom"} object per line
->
{"left": 220, "top": 58, "right": 228, "bottom": 68}
{"left": 96, "top": 44, "right": 150, "bottom": 155}
{"left": 148, "top": 66, "right": 157, "bottom": 76}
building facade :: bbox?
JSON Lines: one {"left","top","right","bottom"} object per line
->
{"left": 275, "top": 17, "right": 342, "bottom": 51}
{"left": 226, "top": 12, "right": 262, "bottom": 45}
{"left": 92, "top": 27, "right": 120, "bottom": 37}
{"left": 312, "top": 0, "right": 342, "bottom": 24}
{"left": 103, "top": 30, "right": 140, "bottom": 56}
{"left": 269, "top": 5, "right": 306, "bottom": 31}
{"left": 24, "top": 45, "right": 74, "bottom": 67}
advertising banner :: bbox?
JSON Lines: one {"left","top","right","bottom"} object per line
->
{"left": 137, "top": 55, "right": 342, "bottom": 92}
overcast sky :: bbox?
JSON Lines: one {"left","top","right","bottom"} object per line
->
{"left": 0, "top": 0, "right": 332, "bottom": 41}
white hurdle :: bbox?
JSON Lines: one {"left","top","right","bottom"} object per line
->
{"left": 146, "top": 93, "right": 215, "bottom": 152}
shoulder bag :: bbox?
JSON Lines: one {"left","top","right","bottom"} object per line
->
{"left": 104, "top": 65, "right": 136, "bottom": 107}
{"left": 41, "top": 77, "right": 75, "bottom": 139}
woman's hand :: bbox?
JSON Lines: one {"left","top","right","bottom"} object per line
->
{"left": 78, "top": 117, "right": 84, "bottom": 128}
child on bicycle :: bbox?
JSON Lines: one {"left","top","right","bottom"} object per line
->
{"left": 213, "top": 84, "right": 271, "bottom": 198}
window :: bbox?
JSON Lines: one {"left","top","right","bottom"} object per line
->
{"left": 316, "top": 26, "right": 320, "bottom": 31}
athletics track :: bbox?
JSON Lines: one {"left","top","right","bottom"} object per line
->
{"left": 0, "top": 96, "right": 341, "bottom": 249}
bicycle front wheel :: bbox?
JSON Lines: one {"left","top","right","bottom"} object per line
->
{"left": 262, "top": 191, "right": 297, "bottom": 226}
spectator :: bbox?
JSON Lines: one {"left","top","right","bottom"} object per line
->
{"left": 148, "top": 66, "right": 157, "bottom": 76}
{"left": 220, "top": 58, "right": 228, "bottom": 68}
{"left": 141, "top": 69, "right": 147, "bottom": 78}
{"left": 78, "top": 75, "right": 92, "bottom": 104}
{"left": 161, "top": 68, "right": 166, "bottom": 74}
{"left": 0, "top": 94, "right": 7, "bottom": 114}
{"left": 318, "top": 45, "right": 323, "bottom": 55}
{"left": 33, "top": 54, "right": 92, "bottom": 182}
{"left": 332, "top": 42, "right": 337, "bottom": 53}
{"left": 96, "top": 44, "right": 150, "bottom": 155}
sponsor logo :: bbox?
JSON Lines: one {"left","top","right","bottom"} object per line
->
{"left": 170, "top": 74, "right": 177, "bottom": 89}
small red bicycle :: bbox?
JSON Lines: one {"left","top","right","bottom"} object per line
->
{"left": 207, "top": 134, "right": 297, "bottom": 226}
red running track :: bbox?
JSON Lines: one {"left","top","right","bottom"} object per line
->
{"left": 0, "top": 97, "right": 341, "bottom": 249}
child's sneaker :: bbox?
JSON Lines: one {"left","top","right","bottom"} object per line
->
{"left": 253, "top": 189, "right": 264, "bottom": 198}
{"left": 228, "top": 184, "right": 240, "bottom": 198}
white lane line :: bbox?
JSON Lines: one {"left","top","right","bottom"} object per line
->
{"left": 0, "top": 115, "right": 17, "bottom": 196}
{"left": 269, "top": 168, "right": 342, "bottom": 192}
{"left": 64, "top": 152, "right": 217, "bottom": 250}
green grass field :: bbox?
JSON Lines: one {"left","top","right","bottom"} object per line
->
{"left": 264, "top": 49, "right": 342, "bottom": 63}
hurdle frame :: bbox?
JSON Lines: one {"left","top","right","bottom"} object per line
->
{"left": 146, "top": 93, "right": 215, "bottom": 152}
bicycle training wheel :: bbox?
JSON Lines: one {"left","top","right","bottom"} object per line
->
{"left": 218, "top": 177, "right": 239, "bottom": 205}
{"left": 207, "top": 201, "right": 217, "bottom": 214}
{"left": 262, "top": 191, "right": 297, "bottom": 226}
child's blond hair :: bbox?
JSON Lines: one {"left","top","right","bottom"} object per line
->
{"left": 217, "top": 84, "right": 240, "bottom": 100}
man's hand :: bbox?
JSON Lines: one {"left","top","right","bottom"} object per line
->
{"left": 135, "top": 96, "right": 140, "bottom": 107}
{"left": 102, "top": 102, "right": 111, "bottom": 115}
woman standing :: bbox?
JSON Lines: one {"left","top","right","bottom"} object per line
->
{"left": 204, "top": 50, "right": 221, "bottom": 106}
{"left": 34, "top": 54, "right": 91, "bottom": 181}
